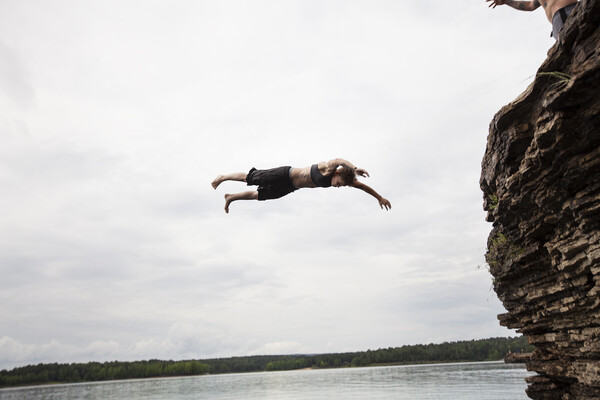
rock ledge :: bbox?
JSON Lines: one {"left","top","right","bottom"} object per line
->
{"left": 480, "top": 0, "right": 600, "bottom": 398}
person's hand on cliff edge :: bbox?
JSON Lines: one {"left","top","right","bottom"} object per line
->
{"left": 487, "top": 0, "right": 507, "bottom": 8}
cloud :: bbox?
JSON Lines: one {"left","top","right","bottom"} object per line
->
{"left": 249, "top": 341, "right": 304, "bottom": 356}
{"left": 0, "top": 40, "right": 35, "bottom": 109}
{"left": 0, "top": 0, "right": 544, "bottom": 371}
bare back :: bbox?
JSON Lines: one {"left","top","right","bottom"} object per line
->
{"left": 289, "top": 162, "right": 329, "bottom": 189}
{"left": 540, "top": 0, "right": 578, "bottom": 21}
{"left": 289, "top": 159, "right": 353, "bottom": 189}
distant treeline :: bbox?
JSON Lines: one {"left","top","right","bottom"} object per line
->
{"left": 0, "top": 336, "right": 533, "bottom": 388}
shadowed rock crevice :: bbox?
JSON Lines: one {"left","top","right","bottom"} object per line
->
{"left": 480, "top": 0, "right": 600, "bottom": 398}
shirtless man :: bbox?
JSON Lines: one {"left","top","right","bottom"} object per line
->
{"left": 211, "top": 158, "right": 392, "bottom": 213}
{"left": 486, "top": 0, "right": 578, "bottom": 40}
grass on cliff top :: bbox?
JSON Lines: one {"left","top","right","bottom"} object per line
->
{"left": 537, "top": 71, "right": 571, "bottom": 89}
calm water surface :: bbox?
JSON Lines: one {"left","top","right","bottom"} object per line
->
{"left": 0, "top": 361, "right": 533, "bottom": 400}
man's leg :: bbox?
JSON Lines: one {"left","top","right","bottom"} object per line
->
{"left": 224, "top": 191, "right": 258, "bottom": 213}
{"left": 212, "top": 172, "right": 247, "bottom": 189}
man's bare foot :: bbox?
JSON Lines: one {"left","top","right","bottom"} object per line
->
{"left": 224, "top": 194, "right": 232, "bottom": 213}
{"left": 212, "top": 175, "right": 224, "bottom": 189}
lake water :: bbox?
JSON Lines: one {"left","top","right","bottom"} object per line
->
{"left": 0, "top": 361, "right": 533, "bottom": 400}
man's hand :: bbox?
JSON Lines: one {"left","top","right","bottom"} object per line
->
{"left": 379, "top": 198, "right": 391, "bottom": 211}
{"left": 355, "top": 168, "right": 369, "bottom": 178}
{"left": 486, "top": 0, "right": 540, "bottom": 11}
{"left": 487, "top": 0, "right": 506, "bottom": 8}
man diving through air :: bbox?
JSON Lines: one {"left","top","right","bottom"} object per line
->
{"left": 211, "top": 158, "right": 392, "bottom": 213}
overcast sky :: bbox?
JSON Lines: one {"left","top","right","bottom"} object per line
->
{"left": 0, "top": 0, "right": 555, "bottom": 370}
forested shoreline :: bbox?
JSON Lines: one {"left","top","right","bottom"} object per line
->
{"left": 0, "top": 336, "right": 533, "bottom": 388}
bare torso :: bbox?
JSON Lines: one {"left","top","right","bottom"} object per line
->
{"left": 540, "top": 0, "right": 578, "bottom": 21}
{"left": 289, "top": 162, "right": 328, "bottom": 189}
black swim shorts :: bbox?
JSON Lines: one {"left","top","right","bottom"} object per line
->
{"left": 551, "top": 3, "right": 576, "bottom": 40}
{"left": 246, "top": 166, "right": 296, "bottom": 201}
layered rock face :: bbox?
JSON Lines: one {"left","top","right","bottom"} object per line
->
{"left": 480, "top": 0, "right": 600, "bottom": 398}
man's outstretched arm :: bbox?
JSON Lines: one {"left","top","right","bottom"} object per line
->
{"left": 325, "top": 158, "right": 369, "bottom": 177}
{"left": 350, "top": 180, "right": 392, "bottom": 210}
{"left": 486, "top": 0, "right": 541, "bottom": 11}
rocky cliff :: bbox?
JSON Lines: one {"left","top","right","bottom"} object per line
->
{"left": 480, "top": 0, "right": 600, "bottom": 398}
